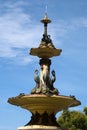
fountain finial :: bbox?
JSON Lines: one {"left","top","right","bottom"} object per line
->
{"left": 40, "top": 13, "right": 51, "bottom": 36}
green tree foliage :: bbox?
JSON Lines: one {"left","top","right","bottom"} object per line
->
{"left": 57, "top": 108, "right": 87, "bottom": 130}
{"left": 84, "top": 107, "right": 87, "bottom": 115}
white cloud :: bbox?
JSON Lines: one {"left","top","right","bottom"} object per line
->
{"left": 0, "top": 1, "right": 42, "bottom": 65}
{"left": 0, "top": 9, "right": 42, "bottom": 48}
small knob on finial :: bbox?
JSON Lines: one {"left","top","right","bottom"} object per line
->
{"left": 40, "top": 13, "right": 51, "bottom": 24}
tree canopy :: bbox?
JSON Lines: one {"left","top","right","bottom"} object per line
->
{"left": 57, "top": 107, "right": 87, "bottom": 130}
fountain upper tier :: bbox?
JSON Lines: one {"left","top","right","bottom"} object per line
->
{"left": 30, "top": 14, "right": 62, "bottom": 58}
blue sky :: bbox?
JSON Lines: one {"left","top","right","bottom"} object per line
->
{"left": 0, "top": 0, "right": 87, "bottom": 130}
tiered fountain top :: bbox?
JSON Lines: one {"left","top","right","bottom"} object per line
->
{"left": 30, "top": 13, "right": 62, "bottom": 58}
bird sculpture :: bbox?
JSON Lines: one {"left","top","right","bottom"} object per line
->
{"left": 50, "top": 70, "right": 56, "bottom": 84}
{"left": 31, "top": 69, "right": 40, "bottom": 94}
{"left": 34, "top": 69, "right": 40, "bottom": 87}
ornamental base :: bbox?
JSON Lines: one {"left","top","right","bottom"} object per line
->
{"left": 18, "top": 125, "right": 61, "bottom": 130}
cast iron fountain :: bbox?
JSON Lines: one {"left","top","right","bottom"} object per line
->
{"left": 8, "top": 14, "right": 81, "bottom": 130}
